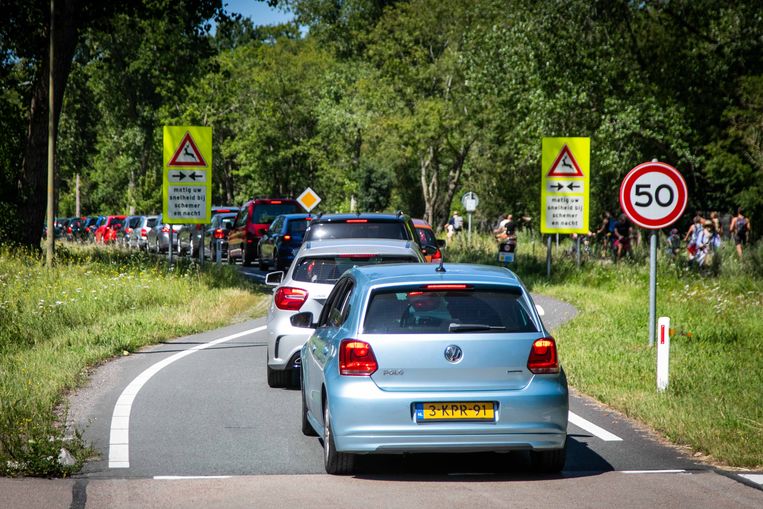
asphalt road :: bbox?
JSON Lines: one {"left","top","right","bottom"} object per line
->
{"left": 5, "top": 262, "right": 761, "bottom": 508}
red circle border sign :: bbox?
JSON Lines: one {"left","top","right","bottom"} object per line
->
{"left": 619, "top": 162, "right": 688, "bottom": 229}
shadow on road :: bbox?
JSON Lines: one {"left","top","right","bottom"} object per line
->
{"left": 322, "top": 437, "right": 614, "bottom": 481}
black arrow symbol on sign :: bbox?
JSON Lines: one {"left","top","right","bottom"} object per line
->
{"left": 188, "top": 172, "right": 202, "bottom": 181}
{"left": 550, "top": 183, "right": 564, "bottom": 191}
{"left": 567, "top": 182, "right": 580, "bottom": 190}
{"left": 172, "top": 172, "right": 187, "bottom": 180}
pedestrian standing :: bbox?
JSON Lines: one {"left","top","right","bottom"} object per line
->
{"left": 729, "top": 207, "right": 751, "bottom": 258}
{"left": 613, "top": 213, "right": 632, "bottom": 260}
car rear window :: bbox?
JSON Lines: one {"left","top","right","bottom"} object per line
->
{"left": 292, "top": 255, "right": 418, "bottom": 284}
{"left": 416, "top": 227, "right": 436, "bottom": 246}
{"left": 146, "top": 217, "right": 158, "bottom": 228}
{"left": 363, "top": 288, "right": 537, "bottom": 334}
{"left": 305, "top": 221, "right": 408, "bottom": 241}
{"left": 288, "top": 219, "right": 309, "bottom": 234}
{"left": 253, "top": 203, "right": 300, "bottom": 224}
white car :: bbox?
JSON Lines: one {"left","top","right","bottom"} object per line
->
{"left": 265, "top": 238, "right": 426, "bottom": 388}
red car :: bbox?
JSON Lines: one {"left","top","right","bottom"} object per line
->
{"left": 413, "top": 218, "right": 445, "bottom": 263}
{"left": 227, "top": 199, "right": 301, "bottom": 266}
{"left": 94, "top": 215, "right": 126, "bottom": 244}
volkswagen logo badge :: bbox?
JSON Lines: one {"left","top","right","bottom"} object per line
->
{"left": 444, "top": 345, "right": 463, "bottom": 363}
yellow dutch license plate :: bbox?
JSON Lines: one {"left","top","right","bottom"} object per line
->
{"left": 415, "top": 402, "right": 495, "bottom": 422}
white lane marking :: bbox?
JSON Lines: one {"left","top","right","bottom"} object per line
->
{"left": 568, "top": 411, "right": 623, "bottom": 441}
{"left": 622, "top": 469, "right": 686, "bottom": 474}
{"left": 154, "top": 476, "right": 232, "bottom": 480}
{"left": 108, "top": 326, "right": 267, "bottom": 469}
{"left": 740, "top": 474, "right": 763, "bottom": 485}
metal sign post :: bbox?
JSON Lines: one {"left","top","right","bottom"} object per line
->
{"left": 461, "top": 192, "right": 479, "bottom": 244}
{"left": 620, "top": 161, "right": 687, "bottom": 346}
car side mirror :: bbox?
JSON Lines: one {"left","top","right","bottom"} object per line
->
{"left": 265, "top": 271, "right": 284, "bottom": 286}
{"left": 421, "top": 244, "right": 438, "bottom": 256}
{"left": 290, "top": 312, "right": 315, "bottom": 329}
{"left": 436, "top": 239, "right": 446, "bottom": 248}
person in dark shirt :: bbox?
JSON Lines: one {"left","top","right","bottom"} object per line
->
{"left": 613, "top": 213, "right": 632, "bottom": 260}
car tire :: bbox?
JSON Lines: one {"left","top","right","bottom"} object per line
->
{"left": 258, "top": 258, "right": 268, "bottom": 271}
{"left": 323, "top": 402, "right": 354, "bottom": 475}
{"left": 301, "top": 379, "right": 318, "bottom": 437}
{"left": 267, "top": 365, "right": 289, "bottom": 388}
{"left": 242, "top": 245, "right": 252, "bottom": 267}
{"left": 530, "top": 446, "right": 566, "bottom": 473}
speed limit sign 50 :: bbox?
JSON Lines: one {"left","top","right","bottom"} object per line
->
{"left": 619, "top": 162, "right": 688, "bottom": 230}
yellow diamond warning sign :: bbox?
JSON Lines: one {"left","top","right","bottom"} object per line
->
{"left": 297, "top": 187, "right": 321, "bottom": 212}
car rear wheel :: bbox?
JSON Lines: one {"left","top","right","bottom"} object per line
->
{"left": 530, "top": 446, "right": 566, "bottom": 473}
{"left": 267, "top": 365, "right": 289, "bottom": 388}
{"left": 301, "top": 379, "right": 318, "bottom": 437}
{"left": 323, "top": 401, "right": 354, "bottom": 475}
{"left": 242, "top": 245, "right": 253, "bottom": 266}
{"left": 258, "top": 257, "right": 269, "bottom": 270}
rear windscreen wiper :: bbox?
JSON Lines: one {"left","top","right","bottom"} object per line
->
{"left": 448, "top": 323, "right": 507, "bottom": 332}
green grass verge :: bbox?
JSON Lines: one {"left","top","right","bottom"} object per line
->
{"left": 446, "top": 232, "right": 763, "bottom": 468}
{"left": 0, "top": 245, "right": 270, "bottom": 476}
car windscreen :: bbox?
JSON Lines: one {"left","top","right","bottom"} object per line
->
{"left": 292, "top": 256, "right": 418, "bottom": 284}
{"left": 363, "top": 288, "right": 537, "bottom": 334}
{"left": 305, "top": 222, "right": 408, "bottom": 241}
{"left": 416, "top": 227, "right": 437, "bottom": 246}
{"left": 253, "top": 203, "right": 300, "bottom": 224}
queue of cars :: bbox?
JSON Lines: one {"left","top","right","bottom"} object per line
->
{"left": 259, "top": 209, "right": 568, "bottom": 476}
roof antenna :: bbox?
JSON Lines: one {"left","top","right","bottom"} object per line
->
{"left": 435, "top": 259, "right": 446, "bottom": 272}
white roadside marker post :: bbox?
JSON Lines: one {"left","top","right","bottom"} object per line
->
{"left": 657, "top": 316, "right": 670, "bottom": 391}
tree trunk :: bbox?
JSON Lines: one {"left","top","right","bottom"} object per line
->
{"left": 16, "top": 0, "right": 81, "bottom": 249}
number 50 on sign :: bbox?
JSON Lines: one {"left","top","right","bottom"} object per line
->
{"left": 619, "top": 162, "right": 687, "bottom": 230}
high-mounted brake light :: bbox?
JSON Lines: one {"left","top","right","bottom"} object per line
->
{"left": 216, "top": 209, "right": 231, "bottom": 213}
{"left": 338, "top": 254, "right": 374, "bottom": 259}
{"left": 345, "top": 219, "right": 368, "bottom": 223}
{"left": 339, "top": 339, "right": 378, "bottom": 376}
{"left": 527, "top": 337, "right": 560, "bottom": 374}
{"left": 423, "top": 284, "right": 470, "bottom": 290}
{"left": 270, "top": 200, "right": 282, "bottom": 204}
{"left": 274, "top": 287, "right": 308, "bottom": 311}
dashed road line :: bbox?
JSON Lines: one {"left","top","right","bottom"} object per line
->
{"left": 108, "top": 326, "right": 267, "bottom": 469}
{"left": 622, "top": 469, "right": 686, "bottom": 474}
{"left": 568, "top": 411, "right": 623, "bottom": 442}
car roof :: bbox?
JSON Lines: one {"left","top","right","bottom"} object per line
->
{"left": 279, "top": 213, "right": 313, "bottom": 220}
{"left": 311, "top": 213, "right": 407, "bottom": 222}
{"left": 347, "top": 263, "right": 522, "bottom": 289}
{"left": 412, "top": 218, "right": 433, "bottom": 229}
{"left": 296, "top": 238, "right": 420, "bottom": 257}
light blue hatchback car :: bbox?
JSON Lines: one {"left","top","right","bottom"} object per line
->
{"left": 293, "top": 263, "right": 569, "bottom": 475}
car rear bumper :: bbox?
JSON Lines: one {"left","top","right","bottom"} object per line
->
{"left": 327, "top": 376, "right": 568, "bottom": 454}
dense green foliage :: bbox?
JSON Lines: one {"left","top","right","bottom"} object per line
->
{"left": 447, "top": 232, "right": 763, "bottom": 468}
{"left": 0, "top": 245, "right": 268, "bottom": 476}
{"left": 1, "top": 0, "right": 761, "bottom": 239}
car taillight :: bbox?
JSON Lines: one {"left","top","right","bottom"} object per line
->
{"left": 283, "top": 234, "right": 291, "bottom": 241}
{"left": 431, "top": 248, "right": 442, "bottom": 261}
{"left": 339, "top": 339, "right": 377, "bottom": 376}
{"left": 67, "top": 227, "right": 72, "bottom": 233}
{"left": 126, "top": 228, "right": 133, "bottom": 233}
{"left": 162, "top": 226, "right": 170, "bottom": 233}
{"left": 213, "top": 228, "right": 225, "bottom": 239}
{"left": 527, "top": 337, "right": 559, "bottom": 374}
{"left": 274, "top": 287, "right": 308, "bottom": 311}
{"left": 140, "top": 228, "right": 147, "bottom": 237}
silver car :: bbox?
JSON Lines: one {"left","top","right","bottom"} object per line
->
{"left": 264, "top": 239, "right": 426, "bottom": 388}
{"left": 128, "top": 215, "right": 158, "bottom": 250}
